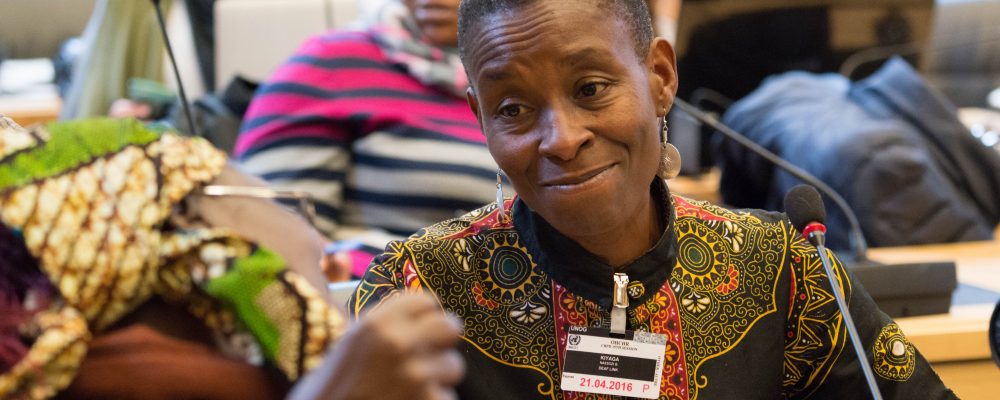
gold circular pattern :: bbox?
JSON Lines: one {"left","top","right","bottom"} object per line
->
{"left": 872, "top": 323, "right": 915, "bottom": 381}
{"left": 474, "top": 231, "right": 542, "bottom": 305}
{"left": 675, "top": 219, "right": 730, "bottom": 291}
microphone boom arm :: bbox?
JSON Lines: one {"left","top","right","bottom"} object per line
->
{"left": 152, "top": 0, "right": 199, "bottom": 137}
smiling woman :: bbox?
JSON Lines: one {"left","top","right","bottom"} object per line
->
{"left": 349, "top": 1, "right": 956, "bottom": 399}
{"left": 462, "top": 1, "right": 672, "bottom": 267}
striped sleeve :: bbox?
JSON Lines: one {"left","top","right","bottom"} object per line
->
{"left": 236, "top": 31, "right": 386, "bottom": 239}
{"left": 235, "top": 29, "right": 498, "bottom": 278}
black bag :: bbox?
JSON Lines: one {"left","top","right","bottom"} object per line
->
{"left": 169, "top": 76, "right": 258, "bottom": 155}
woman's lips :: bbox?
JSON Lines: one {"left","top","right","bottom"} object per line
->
{"left": 540, "top": 164, "right": 615, "bottom": 190}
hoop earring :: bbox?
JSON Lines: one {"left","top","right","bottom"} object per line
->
{"left": 496, "top": 169, "right": 510, "bottom": 223}
{"left": 658, "top": 116, "right": 682, "bottom": 180}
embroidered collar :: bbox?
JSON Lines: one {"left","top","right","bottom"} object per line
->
{"left": 513, "top": 179, "right": 678, "bottom": 309}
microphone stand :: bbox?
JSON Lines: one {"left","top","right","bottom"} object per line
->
{"left": 805, "top": 226, "right": 883, "bottom": 400}
{"left": 151, "top": 0, "right": 199, "bottom": 137}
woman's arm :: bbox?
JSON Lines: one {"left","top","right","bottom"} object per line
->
{"left": 781, "top": 231, "right": 956, "bottom": 399}
{"left": 289, "top": 293, "right": 464, "bottom": 400}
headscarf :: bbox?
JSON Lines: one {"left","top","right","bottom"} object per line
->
{"left": 366, "top": 1, "right": 469, "bottom": 97}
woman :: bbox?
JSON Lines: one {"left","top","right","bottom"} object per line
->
{"left": 235, "top": 0, "right": 498, "bottom": 280}
{"left": 0, "top": 116, "right": 462, "bottom": 399}
{"left": 350, "top": 0, "right": 955, "bottom": 399}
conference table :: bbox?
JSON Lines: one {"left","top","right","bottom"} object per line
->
{"left": 0, "top": 91, "right": 61, "bottom": 127}
{"left": 870, "top": 240, "right": 1000, "bottom": 400}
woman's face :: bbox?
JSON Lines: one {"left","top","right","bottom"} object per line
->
{"left": 464, "top": 1, "right": 678, "bottom": 240}
{"left": 404, "top": 0, "right": 462, "bottom": 47}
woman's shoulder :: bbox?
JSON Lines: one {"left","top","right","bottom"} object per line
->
{"left": 360, "top": 201, "right": 508, "bottom": 281}
{"left": 401, "top": 202, "right": 507, "bottom": 245}
{"left": 671, "top": 194, "right": 790, "bottom": 230}
{"left": 293, "top": 29, "right": 385, "bottom": 61}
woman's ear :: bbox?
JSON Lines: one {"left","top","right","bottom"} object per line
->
{"left": 466, "top": 87, "right": 485, "bottom": 132}
{"left": 648, "top": 37, "right": 678, "bottom": 116}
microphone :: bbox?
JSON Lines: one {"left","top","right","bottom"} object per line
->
{"left": 785, "top": 185, "right": 883, "bottom": 400}
{"left": 784, "top": 185, "right": 828, "bottom": 247}
{"left": 671, "top": 98, "right": 957, "bottom": 318}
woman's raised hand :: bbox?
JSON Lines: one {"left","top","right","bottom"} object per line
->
{"left": 288, "top": 293, "right": 465, "bottom": 400}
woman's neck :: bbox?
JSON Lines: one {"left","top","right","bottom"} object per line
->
{"left": 572, "top": 192, "right": 665, "bottom": 269}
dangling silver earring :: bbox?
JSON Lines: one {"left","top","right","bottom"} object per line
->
{"left": 658, "top": 115, "right": 682, "bottom": 180}
{"left": 496, "top": 168, "right": 510, "bottom": 223}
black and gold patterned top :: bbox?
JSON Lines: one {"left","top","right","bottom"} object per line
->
{"left": 349, "top": 181, "right": 955, "bottom": 399}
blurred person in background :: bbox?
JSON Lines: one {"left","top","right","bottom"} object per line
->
{"left": 235, "top": 0, "right": 499, "bottom": 281}
{"left": 60, "top": 0, "right": 171, "bottom": 120}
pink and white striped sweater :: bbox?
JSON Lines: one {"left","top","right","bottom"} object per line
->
{"left": 236, "top": 29, "right": 499, "bottom": 277}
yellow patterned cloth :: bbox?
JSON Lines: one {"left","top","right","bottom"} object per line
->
{"left": 350, "top": 180, "right": 955, "bottom": 399}
{"left": 0, "top": 117, "right": 344, "bottom": 399}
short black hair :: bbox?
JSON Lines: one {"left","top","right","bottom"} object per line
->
{"left": 457, "top": 0, "right": 654, "bottom": 64}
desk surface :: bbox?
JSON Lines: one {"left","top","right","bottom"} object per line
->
{"left": 869, "top": 240, "right": 999, "bottom": 363}
{"left": 0, "top": 90, "right": 61, "bottom": 127}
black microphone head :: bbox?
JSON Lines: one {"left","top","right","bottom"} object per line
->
{"left": 784, "top": 185, "right": 826, "bottom": 233}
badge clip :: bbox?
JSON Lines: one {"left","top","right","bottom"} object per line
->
{"left": 611, "top": 273, "right": 629, "bottom": 334}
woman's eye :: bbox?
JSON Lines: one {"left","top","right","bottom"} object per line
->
{"left": 498, "top": 104, "right": 522, "bottom": 118}
{"left": 577, "top": 82, "right": 609, "bottom": 98}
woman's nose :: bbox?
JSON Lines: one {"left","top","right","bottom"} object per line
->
{"left": 537, "top": 107, "right": 593, "bottom": 161}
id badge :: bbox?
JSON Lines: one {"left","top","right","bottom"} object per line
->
{"left": 560, "top": 326, "right": 666, "bottom": 399}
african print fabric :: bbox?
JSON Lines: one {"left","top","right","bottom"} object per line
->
{"left": 0, "top": 117, "right": 345, "bottom": 399}
{"left": 350, "top": 180, "right": 955, "bottom": 399}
